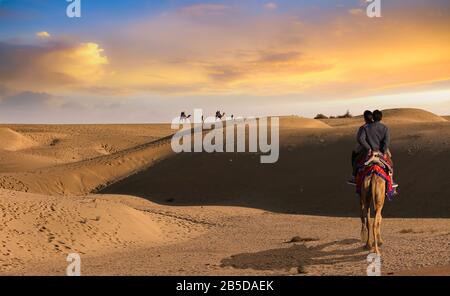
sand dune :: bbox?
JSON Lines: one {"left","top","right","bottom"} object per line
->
{"left": 9, "top": 204, "right": 450, "bottom": 276}
{"left": 1, "top": 124, "right": 175, "bottom": 164}
{"left": 0, "top": 125, "right": 176, "bottom": 195}
{"left": 381, "top": 108, "right": 447, "bottom": 123}
{"left": 0, "top": 128, "right": 37, "bottom": 151}
{"left": 0, "top": 151, "right": 56, "bottom": 173}
{"left": 0, "top": 119, "right": 328, "bottom": 196}
{"left": 0, "top": 189, "right": 206, "bottom": 273}
{"left": 102, "top": 120, "right": 450, "bottom": 218}
{"left": 323, "top": 108, "right": 447, "bottom": 127}
{"left": 0, "top": 108, "right": 449, "bottom": 275}
{"left": 279, "top": 116, "right": 331, "bottom": 129}
{"left": 2, "top": 134, "right": 175, "bottom": 196}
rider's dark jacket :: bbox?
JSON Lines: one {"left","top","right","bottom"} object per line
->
{"left": 358, "top": 121, "right": 390, "bottom": 154}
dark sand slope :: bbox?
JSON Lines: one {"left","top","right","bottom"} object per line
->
{"left": 103, "top": 121, "right": 450, "bottom": 218}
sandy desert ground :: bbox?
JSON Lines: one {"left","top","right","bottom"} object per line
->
{"left": 0, "top": 108, "right": 449, "bottom": 276}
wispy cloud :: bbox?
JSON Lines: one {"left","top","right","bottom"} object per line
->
{"left": 348, "top": 8, "right": 363, "bottom": 15}
{"left": 36, "top": 31, "right": 51, "bottom": 38}
{"left": 264, "top": 2, "right": 278, "bottom": 10}
{"left": 179, "top": 3, "right": 231, "bottom": 17}
{"left": 0, "top": 91, "right": 54, "bottom": 108}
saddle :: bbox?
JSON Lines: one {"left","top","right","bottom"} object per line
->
{"left": 364, "top": 151, "right": 393, "bottom": 174}
{"left": 356, "top": 151, "right": 396, "bottom": 200}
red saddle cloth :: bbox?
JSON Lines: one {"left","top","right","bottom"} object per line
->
{"left": 356, "top": 153, "right": 395, "bottom": 200}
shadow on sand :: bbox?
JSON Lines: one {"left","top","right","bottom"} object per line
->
{"left": 220, "top": 239, "right": 365, "bottom": 273}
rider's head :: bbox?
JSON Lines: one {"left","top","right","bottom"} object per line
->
{"left": 363, "top": 110, "right": 374, "bottom": 124}
{"left": 373, "top": 110, "right": 383, "bottom": 122}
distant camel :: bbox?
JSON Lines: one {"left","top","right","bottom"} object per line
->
{"left": 360, "top": 164, "right": 386, "bottom": 255}
{"left": 215, "top": 111, "right": 226, "bottom": 121}
{"left": 180, "top": 112, "right": 191, "bottom": 122}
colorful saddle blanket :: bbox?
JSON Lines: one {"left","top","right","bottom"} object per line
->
{"left": 356, "top": 153, "right": 395, "bottom": 201}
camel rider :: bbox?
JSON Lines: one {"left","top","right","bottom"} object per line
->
{"left": 358, "top": 110, "right": 398, "bottom": 188}
{"left": 348, "top": 110, "right": 373, "bottom": 185}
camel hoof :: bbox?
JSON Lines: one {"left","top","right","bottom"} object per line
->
{"left": 370, "top": 247, "right": 381, "bottom": 255}
{"left": 360, "top": 230, "right": 368, "bottom": 243}
{"left": 364, "top": 244, "right": 372, "bottom": 250}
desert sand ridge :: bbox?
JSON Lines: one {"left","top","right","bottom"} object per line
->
{"left": 101, "top": 110, "right": 450, "bottom": 218}
{"left": 0, "top": 109, "right": 449, "bottom": 275}
{"left": 381, "top": 108, "right": 447, "bottom": 123}
{"left": 323, "top": 108, "right": 447, "bottom": 127}
{"left": 0, "top": 118, "right": 329, "bottom": 196}
{"left": 0, "top": 127, "right": 37, "bottom": 151}
{"left": 0, "top": 133, "right": 176, "bottom": 196}
{"left": 279, "top": 116, "right": 331, "bottom": 129}
{"left": 0, "top": 189, "right": 208, "bottom": 273}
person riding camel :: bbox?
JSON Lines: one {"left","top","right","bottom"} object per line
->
{"left": 215, "top": 111, "right": 226, "bottom": 121}
{"left": 357, "top": 110, "right": 398, "bottom": 188}
{"left": 180, "top": 112, "right": 191, "bottom": 122}
{"left": 348, "top": 110, "right": 373, "bottom": 185}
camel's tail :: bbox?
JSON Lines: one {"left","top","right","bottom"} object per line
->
{"left": 371, "top": 173, "right": 386, "bottom": 206}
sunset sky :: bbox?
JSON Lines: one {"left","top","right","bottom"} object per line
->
{"left": 0, "top": 0, "right": 449, "bottom": 123}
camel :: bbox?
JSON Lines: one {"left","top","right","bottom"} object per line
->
{"left": 360, "top": 166, "right": 386, "bottom": 255}
{"left": 180, "top": 112, "right": 191, "bottom": 122}
{"left": 215, "top": 111, "right": 226, "bottom": 121}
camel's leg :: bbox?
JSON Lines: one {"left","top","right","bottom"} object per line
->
{"left": 360, "top": 193, "right": 368, "bottom": 243}
{"left": 372, "top": 212, "right": 379, "bottom": 254}
{"left": 371, "top": 175, "right": 379, "bottom": 254}
{"left": 362, "top": 176, "right": 372, "bottom": 249}
{"left": 360, "top": 197, "right": 371, "bottom": 245}
{"left": 375, "top": 177, "right": 386, "bottom": 247}
{"left": 377, "top": 215, "right": 384, "bottom": 246}
{"left": 365, "top": 207, "right": 372, "bottom": 249}
{"left": 372, "top": 175, "right": 386, "bottom": 254}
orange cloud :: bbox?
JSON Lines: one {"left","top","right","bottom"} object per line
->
{"left": 0, "top": 41, "right": 108, "bottom": 93}
{"left": 97, "top": 6, "right": 449, "bottom": 99}
{"left": 40, "top": 42, "right": 108, "bottom": 81}
{"left": 3, "top": 3, "right": 450, "bottom": 102}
